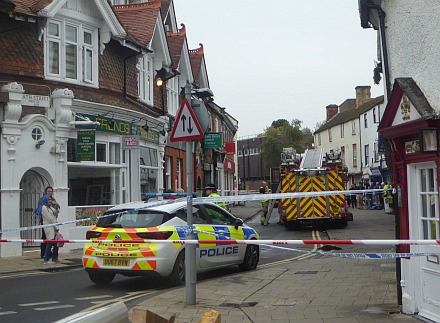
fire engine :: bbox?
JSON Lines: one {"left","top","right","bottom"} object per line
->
{"left": 278, "top": 148, "right": 351, "bottom": 229}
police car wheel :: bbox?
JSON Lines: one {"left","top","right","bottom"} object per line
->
{"left": 239, "top": 244, "right": 259, "bottom": 271}
{"left": 169, "top": 252, "right": 185, "bottom": 286}
{"left": 88, "top": 272, "right": 115, "bottom": 285}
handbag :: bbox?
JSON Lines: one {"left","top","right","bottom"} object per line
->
{"left": 54, "top": 231, "right": 64, "bottom": 247}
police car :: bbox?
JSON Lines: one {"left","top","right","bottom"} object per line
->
{"left": 83, "top": 199, "right": 260, "bottom": 285}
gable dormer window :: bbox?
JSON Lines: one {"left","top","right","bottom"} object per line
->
{"left": 44, "top": 19, "right": 98, "bottom": 87}
{"left": 138, "top": 56, "right": 153, "bottom": 105}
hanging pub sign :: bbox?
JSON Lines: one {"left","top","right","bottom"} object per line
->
{"left": 122, "top": 135, "right": 140, "bottom": 149}
{"left": 204, "top": 133, "right": 222, "bottom": 148}
{"left": 77, "top": 130, "right": 95, "bottom": 161}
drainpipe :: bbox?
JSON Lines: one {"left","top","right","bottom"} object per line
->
{"left": 364, "top": 1, "right": 391, "bottom": 98}
{"left": 363, "top": 1, "right": 400, "bottom": 305}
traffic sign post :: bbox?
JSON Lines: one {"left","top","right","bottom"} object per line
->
{"left": 171, "top": 86, "right": 204, "bottom": 305}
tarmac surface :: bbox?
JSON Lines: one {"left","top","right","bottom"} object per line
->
{"left": 0, "top": 202, "right": 430, "bottom": 323}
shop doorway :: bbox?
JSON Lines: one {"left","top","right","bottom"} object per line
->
{"left": 408, "top": 162, "right": 440, "bottom": 321}
{"left": 19, "top": 170, "right": 51, "bottom": 247}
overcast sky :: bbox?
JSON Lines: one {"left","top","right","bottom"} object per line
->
{"left": 173, "top": 0, "right": 384, "bottom": 138}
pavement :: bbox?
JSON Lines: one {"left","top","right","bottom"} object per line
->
{"left": 0, "top": 202, "right": 429, "bottom": 323}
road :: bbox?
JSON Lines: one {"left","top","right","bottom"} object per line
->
{"left": 0, "top": 203, "right": 388, "bottom": 322}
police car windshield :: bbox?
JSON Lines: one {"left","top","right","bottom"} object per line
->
{"left": 97, "top": 209, "right": 170, "bottom": 228}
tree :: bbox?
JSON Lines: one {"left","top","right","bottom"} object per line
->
{"left": 260, "top": 118, "right": 308, "bottom": 169}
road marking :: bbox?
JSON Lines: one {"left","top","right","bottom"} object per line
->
{"left": 0, "top": 311, "right": 17, "bottom": 316}
{"left": 80, "top": 291, "right": 159, "bottom": 313}
{"left": 18, "top": 301, "right": 59, "bottom": 306}
{"left": 34, "top": 304, "right": 75, "bottom": 311}
{"left": 75, "top": 295, "right": 113, "bottom": 301}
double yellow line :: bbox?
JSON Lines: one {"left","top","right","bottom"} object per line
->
{"left": 258, "top": 229, "right": 322, "bottom": 268}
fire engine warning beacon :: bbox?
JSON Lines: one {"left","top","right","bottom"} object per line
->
{"left": 204, "top": 184, "right": 226, "bottom": 209}
{"left": 260, "top": 181, "right": 270, "bottom": 225}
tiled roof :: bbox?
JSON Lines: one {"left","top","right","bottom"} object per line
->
{"left": 189, "top": 43, "right": 204, "bottom": 86}
{"left": 160, "top": 0, "right": 172, "bottom": 21}
{"left": 166, "top": 23, "right": 185, "bottom": 69}
{"left": 114, "top": 0, "right": 161, "bottom": 47}
{"left": 316, "top": 95, "right": 384, "bottom": 133}
{"left": 5, "top": 0, "right": 52, "bottom": 15}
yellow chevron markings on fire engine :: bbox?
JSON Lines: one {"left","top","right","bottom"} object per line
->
{"left": 299, "top": 177, "right": 312, "bottom": 218}
{"left": 282, "top": 173, "right": 297, "bottom": 221}
{"left": 312, "top": 176, "right": 326, "bottom": 218}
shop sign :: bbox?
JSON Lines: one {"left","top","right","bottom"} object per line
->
{"left": 225, "top": 158, "right": 235, "bottom": 173}
{"left": 77, "top": 130, "right": 95, "bottom": 161}
{"left": 122, "top": 135, "right": 140, "bottom": 149}
{"left": 204, "top": 133, "right": 222, "bottom": 148}
{"left": 76, "top": 113, "right": 159, "bottom": 144}
{"left": 21, "top": 94, "right": 51, "bottom": 107}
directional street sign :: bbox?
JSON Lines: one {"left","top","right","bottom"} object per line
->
{"left": 170, "top": 98, "right": 204, "bottom": 142}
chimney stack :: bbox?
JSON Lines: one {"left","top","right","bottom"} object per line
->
{"left": 326, "top": 104, "right": 338, "bottom": 121}
{"left": 355, "top": 86, "right": 371, "bottom": 108}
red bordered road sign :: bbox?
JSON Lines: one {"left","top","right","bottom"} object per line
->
{"left": 170, "top": 98, "right": 204, "bottom": 142}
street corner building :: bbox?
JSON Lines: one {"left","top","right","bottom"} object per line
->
{"left": 0, "top": 0, "right": 239, "bottom": 258}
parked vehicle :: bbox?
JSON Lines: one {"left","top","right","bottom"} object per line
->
{"left": 83, "top": 199, "right": 260, "bottom": 285}
{"left": 278, "top": 148, "right": 351, "bottom": 229}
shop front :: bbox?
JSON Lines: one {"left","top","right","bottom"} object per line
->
{"left": 0, "top": 83, "right": 166, "bottom": 256}
{"left": 379, "top": 78, "right": 440, "bottom": 321}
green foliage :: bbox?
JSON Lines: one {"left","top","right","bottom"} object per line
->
{"left": 260, "top": 118, "right": 311, "bottom": 169}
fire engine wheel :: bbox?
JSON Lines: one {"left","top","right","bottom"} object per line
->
{"left": 239, "top": 243, "right": 259, "bottom": 271}
{"left": 88, "top": 272, "right": 115, "bottom": 285}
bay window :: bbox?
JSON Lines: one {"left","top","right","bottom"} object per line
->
{"left": 45, "top": 19, "right": 98, "bottom": 86}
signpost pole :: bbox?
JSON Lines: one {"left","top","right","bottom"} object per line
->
{"left": 184, "top": 83, "right": 196, "bottom": 305}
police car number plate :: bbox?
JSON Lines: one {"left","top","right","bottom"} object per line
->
{"left": 103, "top": 259, "right": 129, "bottom": 267}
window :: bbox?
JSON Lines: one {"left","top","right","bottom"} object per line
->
{"left": 45, "top": 19, "right": 98, "bottom": 86}
{"left": 341, "top": 146, "right": 345, "bottom": 164}
{"left": 351, "top": 120, "right": 356, "bottom": 135}
{"left": 340, "top": 124, "right": 344, "bottom": 138}
{"left": 67, "top": 139, "right": 114, "bottom": 163}
{"left": 176, "top": 206, "right": 207, "bottom": 224}
{"left": 364, "top": 113, "right": 368, "bottom": 128}
{"left": 31, "top": 127, "right": 44, "bottom": 142}
{"left": 140, "top": 147, "right": 158, "bottom": 192}
{"left": 167, "top": 77, "right": 179, "bottom": 116}
{"left": 419, "top": 168, "right": 439, "bottom": 239}
{"left": 138, "top": 56, "right": 153, "bottom": 105}
{"left": 373, "top": 108, "right": 377, "bottom": 124}
{"left": 318, "top": 133, "right": 321, "bottom": 146}
{"left": 328, "top": 129, "right": 332, "bottom": 142}
{"left": 374, "top": 142, "right": 379, "bottom": 162}
{"left": 353, "top": 144, "right": 357, "bottom": 167}
{"left": 364, "top": 144, "right": 369, "bottom": 166}
{"left": 203, "top": 204, "right": 234, "bottom": 225}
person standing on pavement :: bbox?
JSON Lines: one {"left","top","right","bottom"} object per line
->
{"left": 259, "top": 181, "right": 270, "bottom": 225}
{"left": 41, "top": 194, "right": 60, "bottom": 264}
{"left": 35, "top": 186, "right": 60, "bottom": 258}
{"left": 349, "top": 183, "right": 357, "bottom": 208}
{"left": 204, "top": 184, "right": 226, "bottom": 209}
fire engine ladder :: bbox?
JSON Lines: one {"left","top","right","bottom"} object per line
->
{"left": 265, "top": 182, "right": 281, "bottom": 224}
{"left": 300, "top": 149, "right": 323, "bottom": 169}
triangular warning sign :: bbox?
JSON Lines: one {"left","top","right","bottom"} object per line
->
{"left": 170, "top": 98, "right": 204, "bottom": 142}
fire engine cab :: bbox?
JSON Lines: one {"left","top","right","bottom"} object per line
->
{"left": 279, "top": 148, "right": 350, "bottom": 229}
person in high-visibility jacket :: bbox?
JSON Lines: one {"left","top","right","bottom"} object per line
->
{"left": 260, "top": 181, "right": 270, "bottom": 225}
{"left": 204, "top": 184, "right": 226, "bottom": 209}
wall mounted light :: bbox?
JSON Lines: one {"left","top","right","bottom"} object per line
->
{"left": 36, "top": 140, "right": 45, "bottom": 149}
{"left": 142, "top": 122, "right": 149, "bottom": 132}
{"left": 419, "top": 128, "right": 438, "bottom": 153}
{"left": 155, "top": 67, "right": 181, "bottom": 87}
